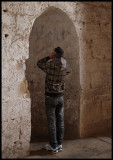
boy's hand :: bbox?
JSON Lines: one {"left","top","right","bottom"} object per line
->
{"left": 49, "top": 51, "right": 56, "bottom": 59}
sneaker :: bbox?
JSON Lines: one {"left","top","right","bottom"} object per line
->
{"left": 45, "top": 144, "right": 58, "bottom": 153}
{"left": 57, "top": 144, "right": 63, "bottom": 152}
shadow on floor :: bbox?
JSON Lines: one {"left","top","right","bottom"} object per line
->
{"left": 30, "top": 148, "right": 53, "bottom": 156}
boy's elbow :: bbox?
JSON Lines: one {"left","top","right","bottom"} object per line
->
{"left": 66, "top": 71, "right": 71, "bottom": 75}
{"left": 37, "top": 61, "right": 40, "bottom": 67}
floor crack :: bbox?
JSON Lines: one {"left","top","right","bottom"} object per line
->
{"left": 93, "top": 136, "right": 112, "bottom": 145}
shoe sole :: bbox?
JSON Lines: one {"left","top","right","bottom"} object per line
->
{"left": 58, "top": 148, "right": 63, "bottom": 152}
{"left": 45, "top": 146, "right": 58, "bottom": 153}
{"left": 51, "top": 150, "right": 58, "bottom": 154}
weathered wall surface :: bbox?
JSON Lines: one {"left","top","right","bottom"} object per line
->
{"left": 2, "top": 1, "right": 111, "bottom": 158}
{"left": 2, "top": 2, "right": 32, "bottom": 159}
{"left": 2, "top": 2, "right": 81, "bottom": 158}
{"left": 26, "top": 7, "right": 80, "bottom": 141}
{"left": 79, "top": 2, "right": 112, "bottom": 137}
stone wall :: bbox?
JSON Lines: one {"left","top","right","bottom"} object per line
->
{"left": 26, "top": 7, "right": 80, "bottom": 142}
{"left": 79, "top": 2, "right": 112, "bottom": 137}
{"left": 2, "top": 1, "right": 111, "bottom": 158}
{"left": 2, "top": 2, "right": 32, "bottom": 158}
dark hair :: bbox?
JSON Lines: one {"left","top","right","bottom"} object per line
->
{"left": 54, "top": 47, "right": 64, "bottom": 57}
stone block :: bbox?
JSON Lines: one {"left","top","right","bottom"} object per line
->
{"left": 2, "top": 99, "right": 31, "bottom": 158}
{"left": 2, "top": 99, "right": 31, "bottom": 121}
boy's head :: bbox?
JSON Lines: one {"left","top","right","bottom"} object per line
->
{"left": 54, "top": 47, "right": 64, "bottom": 57}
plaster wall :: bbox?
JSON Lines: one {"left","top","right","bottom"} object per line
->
{"left": 26, "top": 7, "right": 80, "bottom": 141}
{"left": 79, "top": 2, "right": 112, "bottom": 137}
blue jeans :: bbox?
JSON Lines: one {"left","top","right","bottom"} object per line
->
{"left": 45, "top": 95, "right": 64, "bottom": 148}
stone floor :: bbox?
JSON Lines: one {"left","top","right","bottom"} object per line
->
{"left": 25, "top": 137, "right": 112, "bottom": 159}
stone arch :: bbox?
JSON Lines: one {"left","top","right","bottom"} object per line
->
{"left": 25, "top": 7, "right": 80, "bottom": 142}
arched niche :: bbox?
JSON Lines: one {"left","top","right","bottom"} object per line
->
{"left": 25, "top": 7, "right": 80, "bottom": 142}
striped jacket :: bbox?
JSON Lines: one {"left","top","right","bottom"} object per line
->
{"left": 37, "top": 56, "right": 71, "bottom": 96}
